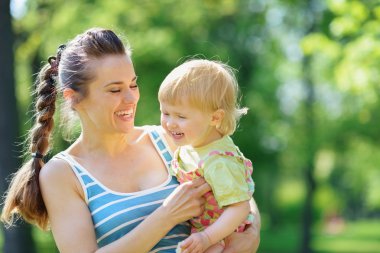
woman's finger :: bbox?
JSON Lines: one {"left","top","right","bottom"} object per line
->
{"left": 191, "top": 178, "right": 207, "bottom": 187}
{"left": 195, "top": 182, "right": 211, "bottom": 196}
{"left": 179, "top": 237, "right": 191, "bottom": 249}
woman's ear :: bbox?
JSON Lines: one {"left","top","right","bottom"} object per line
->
{"left": 63, "top": 88, "right": 79, "bottom": 108}
{"left": 211, "top": 109, "right": 225, "bottom": 127}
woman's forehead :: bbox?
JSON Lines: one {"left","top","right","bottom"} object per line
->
{"left": 90, "top": 55, "right": 135, "bottom": 83}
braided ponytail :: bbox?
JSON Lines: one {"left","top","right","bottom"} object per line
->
{"left": 1, "top": 48, "right": 61, "bottom": 230}
{"left": 1, "top": 28, "right": 128, "bottom": 230}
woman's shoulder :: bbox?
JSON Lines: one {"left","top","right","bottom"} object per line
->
{"left": 39, "top": 154, "right": 78, "bottom": 191}
{"left": 39, "top": 155, "right": 87, "bottom": 213}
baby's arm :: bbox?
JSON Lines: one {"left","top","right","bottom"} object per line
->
{"left": 203, "top": 200, "right": 251, "bottom": 245}
{"left": 180, "top": 200, "right": 250, "bottom": 253}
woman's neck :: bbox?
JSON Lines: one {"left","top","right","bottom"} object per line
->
{"left": 73, "top": 127, "right": 142, "bottom": 157}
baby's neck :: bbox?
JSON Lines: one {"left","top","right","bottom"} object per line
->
{"left": 192, "top": 128, "right": 224, "bottom": 149}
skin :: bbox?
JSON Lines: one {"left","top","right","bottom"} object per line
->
{"left": 160, "top": 100, "right": 258, "bottom": 252}
{"left": 160, "top": 100, "right": 222, "bottom": 148}
{"left": 177, "top": 201, "right": 250, "bottom": 253}
{"left": 40, "top": 54, "right": 260, "bottom": 253}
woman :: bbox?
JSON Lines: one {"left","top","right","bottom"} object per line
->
{"left": 1, "top": 28, "right": 260, "bottom": 253}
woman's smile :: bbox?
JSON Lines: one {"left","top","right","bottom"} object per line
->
{"left": 115, "top": 108, "right": 135, "bottom": 121}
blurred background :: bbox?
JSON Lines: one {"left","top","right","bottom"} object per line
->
{"left": 1, "top": 0, "right": 380, "bottom": 252}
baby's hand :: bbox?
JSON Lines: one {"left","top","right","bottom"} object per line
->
{"left": 176, "top": 232, "right": 212, "bottom": 253}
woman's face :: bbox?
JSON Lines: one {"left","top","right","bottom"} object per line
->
{"left": 75, "top": 54, "right": 140, "bottom": 134}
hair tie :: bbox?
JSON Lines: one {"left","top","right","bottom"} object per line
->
{"left": 48, "top": 44, "right": 66, "bottom": 77}
{"left": 31, "top": 152, "right": 44, "bottom": 159}
{"left": 57, "top": 44, "right": 66, "bottom": 54}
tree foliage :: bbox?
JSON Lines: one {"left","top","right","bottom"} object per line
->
{"left": 6, "top": 0, "right": 380, "bottom": 251}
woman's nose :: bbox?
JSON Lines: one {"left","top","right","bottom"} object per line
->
{"left": 123, "top": 90, "right": 139, "bottom": 103}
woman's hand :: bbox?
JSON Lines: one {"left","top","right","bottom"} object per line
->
{"left": 223, "top": 224, "right": 260, "bottom": 253}
{"left": 161, "top": 178, "right": 211, "bottom": 226}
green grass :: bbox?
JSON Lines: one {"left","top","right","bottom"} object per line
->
{"left": 312, "top": 220, "right": 380, "bottom": 253}
{"left": 259, "top": 220, "right": 380, "bottom": 253}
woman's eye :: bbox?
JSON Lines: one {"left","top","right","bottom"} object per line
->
{"left": 130, "top": 83, "right": 138, "bottom": 89}
{"left": 110, "top": 89, "right": 121, "bottom": 93}
{"left": 178, "top": 115, "right": 186, "bottom": 119}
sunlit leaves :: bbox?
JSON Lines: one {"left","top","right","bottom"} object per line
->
{"left": 330, "top": 16, "right": 360, "bottom": 37}
{"left": 335, "top": 35, "right": 380, "bottom": 95}
{"left": 301, "top": 33, "right": 341, "bottom": 58}
{"left": 327, "top": 0, "right": 368, "bottom": 21}
{"left": 328, "top": 0, "right": 369, "bottom": 37}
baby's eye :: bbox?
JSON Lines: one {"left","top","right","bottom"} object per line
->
{"left": 178, "top": 115, "right": 186, "bottom": 119}
{"left": 110, "top": 89, "right": 121, "bottom": 93}
{"left": 130, "top": 83, "right": 138, "bottom": 89}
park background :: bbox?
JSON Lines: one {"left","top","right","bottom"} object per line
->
{"left": 1, "top": 0, "right": 380, "bottom": 252}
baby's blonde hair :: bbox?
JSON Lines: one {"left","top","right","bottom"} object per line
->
{"left": 158, "top": 59, "right": 248, "bottom": 136}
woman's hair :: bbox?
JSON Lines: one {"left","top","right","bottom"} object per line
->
{"left": 158, "top": 59, "right": 248, "bottom": 136}
{"left": 1, "top": 28, "right": 128, "bottom": 230}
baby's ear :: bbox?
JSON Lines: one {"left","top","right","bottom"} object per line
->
{"left": 211, "top": 109, "right": 225, "bottom": 127}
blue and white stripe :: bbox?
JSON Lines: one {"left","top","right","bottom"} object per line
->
{"left": 55, "top": 126, "right": 190, "bottom": 252}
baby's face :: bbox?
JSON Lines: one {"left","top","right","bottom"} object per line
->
{"left": 160, "top": 100, "right": 217, "bottom": 148}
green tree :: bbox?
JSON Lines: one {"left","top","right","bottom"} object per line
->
{"left": 8, "top": 0, "right": 380, "bottom": 252}
{"left": 302, "top": 0, "right": 380, "bottom": 218}
{"left": 0, "top": 0, "right": 36, "bottom": 252}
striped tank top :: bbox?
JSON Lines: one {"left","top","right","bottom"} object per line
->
{"left": 55, "top": 126, "right": 190, "bottom": 252}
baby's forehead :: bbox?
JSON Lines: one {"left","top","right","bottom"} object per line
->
{"left": 161, "top": 97, "right": 205, "bottom": 110}
{"left": 161, "top": 97, "right": 190, "bottom": 107}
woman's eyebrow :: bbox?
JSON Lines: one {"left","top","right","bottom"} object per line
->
{"left": 104, "top": 76, "right": 137, "bottom": 87}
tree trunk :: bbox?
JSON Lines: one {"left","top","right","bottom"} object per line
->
{"left": 300, "top": 1, "right": 318, "bottom": 252}
{"left": 300, "top": 48, "right": 316, "bottom": 253}
{"left": 0, "top": 0, "right": 36, "bottom": 252}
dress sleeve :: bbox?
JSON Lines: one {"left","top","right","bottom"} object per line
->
{"left": 203, "top": 156, "right": 252, "bottom": 208}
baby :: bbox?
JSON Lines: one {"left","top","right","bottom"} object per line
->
{"left": 158, "top": 59, "right": 255, "bottom": 253}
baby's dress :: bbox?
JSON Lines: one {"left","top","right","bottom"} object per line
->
{"left": 171, "top": 136, "right": 255, "bottom": 233}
